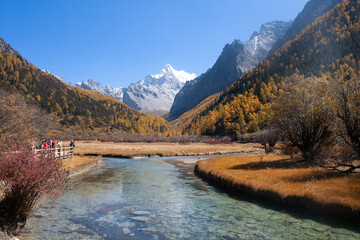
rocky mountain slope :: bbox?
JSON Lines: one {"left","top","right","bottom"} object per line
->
{"left": 168, "top": 21, "right": 292, "bottom": 120}
{"left": 183, "top": 0, "right": 359, "bottom": 137}
{"left": 268, "top": 0, "right": 343, "bottom": 55}
{"left": 76, "top": 64, "right": 196, "bottom": 115}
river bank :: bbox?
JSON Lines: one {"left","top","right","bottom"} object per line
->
{"left": 73, "top": 141, "right": 262, "bottom": 158}
{"left": 62, "top": 155, "right": 102, "bottom": 177}
{"left": 69, "top": 141, "right": 262, "bottom": 175}
{"left": 0, "top": 156, "right": 103, "bottom": 239}
{"left": 195, "top": 153, "right": 360, "bottom": 226}
{"left": 20, "top": 154, "right": 360, "bottom": 239}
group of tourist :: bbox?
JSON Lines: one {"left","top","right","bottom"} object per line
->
{"left": 38, "top": 140, "right": 60, "bottom": 149}
{"left": 32, "top": 139, "right": 75, "bottom": 149}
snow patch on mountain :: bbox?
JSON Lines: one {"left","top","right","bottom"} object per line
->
{"left": 235, "top": 21, "right": 292, "bottom": 73}
{"left": 76, "top": 79, "right": 125, "bottom": 100}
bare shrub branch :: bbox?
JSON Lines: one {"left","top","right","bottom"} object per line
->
{"left": 316, "top": 146, "right": 359, "bottom": 173}
{"left": 270, "top": 76, "right": 335, "bottom": 163}
{"left": 331, "top": 78, "right": 360, "bottom": 157}
{"left": 0, "top": 90, "right": 51, "bottom": 151}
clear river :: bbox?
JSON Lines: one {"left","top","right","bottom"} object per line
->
{"left": 21, "top": 155, "right": 360, "bottom": 239}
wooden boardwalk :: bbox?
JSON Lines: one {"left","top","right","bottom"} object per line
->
{"left": 34, "top": 146, "right": 74, "bottom": 160}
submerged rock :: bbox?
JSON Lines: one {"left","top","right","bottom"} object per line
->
{"left": 118, "top": 222, "right": 136, "bottom": 228}
{"left": 132, "top": 211, "right": 151, "bottom": 215}
{"left": 122, "top": 227, "right": 131, "bottom": 235}
{"left": 131, "top": 216, "right": 150, "bottom": 222}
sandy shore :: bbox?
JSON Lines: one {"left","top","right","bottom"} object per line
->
{"left": 195, "top": 154, "right": 360, "bottom": 224}
{"left": 74, "top": 141, "right": 262, "bottom": 158}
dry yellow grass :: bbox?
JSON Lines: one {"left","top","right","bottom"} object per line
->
{"left": 196, "top": 154, "right": 360, "bottom": 211}
{"left": 61, "top": 155, "right": 102, "bottom": 175}
{"left": 74, "top": 141, "right": 262, "bottom": 158}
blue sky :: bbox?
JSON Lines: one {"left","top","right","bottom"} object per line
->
{"left": 0, "top": 0, "right": 308, "bottom": 87}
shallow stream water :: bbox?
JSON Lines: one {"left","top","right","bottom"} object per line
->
{"left": 21, "top": 155, "right": 360, "bottom": 239}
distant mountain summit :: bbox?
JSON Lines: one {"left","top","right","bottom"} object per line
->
{"left": 235, "top": 21, "right": 293, "bottom": 73}
{"left": 124, "top": 64, "right": 196, "bottom": 115}
{"left": 140, "top": 64, "right": 196, "bottom": 85}
{"left": 168, "top": 21, "right": 292, "bottom": 120}
{"left": 76, "top": 79, "right": 125, "bottom": 100}
{"left": 76, "top": 64, "right": 196, "bottom": 115}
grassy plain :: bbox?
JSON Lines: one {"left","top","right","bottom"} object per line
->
{"left": 195, "top": 154, "right": 360, "bottom": 212}
{"left": 73, "top": 141, "right": 262, "bottom": 158}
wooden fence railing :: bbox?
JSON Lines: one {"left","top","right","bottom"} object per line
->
{"left": 34, "top": 146, "right": 74, "bottom": 160}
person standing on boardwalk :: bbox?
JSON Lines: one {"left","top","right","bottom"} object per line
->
{"left": 70, "top": 139, "right": 75, "bottom": 148}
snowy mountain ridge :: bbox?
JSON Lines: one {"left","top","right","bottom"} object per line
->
{"left": 76, "top": 64, "right": 196, "bottom": 115}
{"left": 139, "top": 64, "right": 196, "bottom": 86}
{"left": 76, "top": 78, "right": 125, "bottom": 100}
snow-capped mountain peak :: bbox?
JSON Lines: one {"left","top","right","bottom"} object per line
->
{"left": 143, "top": 64, "right": 196, "bottom": 86}
{"left": 168, "top": 64, "right": 197, "bottom": 83}
{"left": 76, "top": 64, "right": 196, "bottom": 115}
{"left": 160, "top": 63, "right": 175, "bottom": 75}
{"left": 124, "top": 64, "right": 197, "bottom": 114}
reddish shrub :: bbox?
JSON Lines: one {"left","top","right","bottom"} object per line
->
{"left": 0, "top": 149, "right": 69, "bottom": 236}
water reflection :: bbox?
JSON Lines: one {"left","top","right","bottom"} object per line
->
{"left": 22, "top": 156, "right": 360, "bottom": 240}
